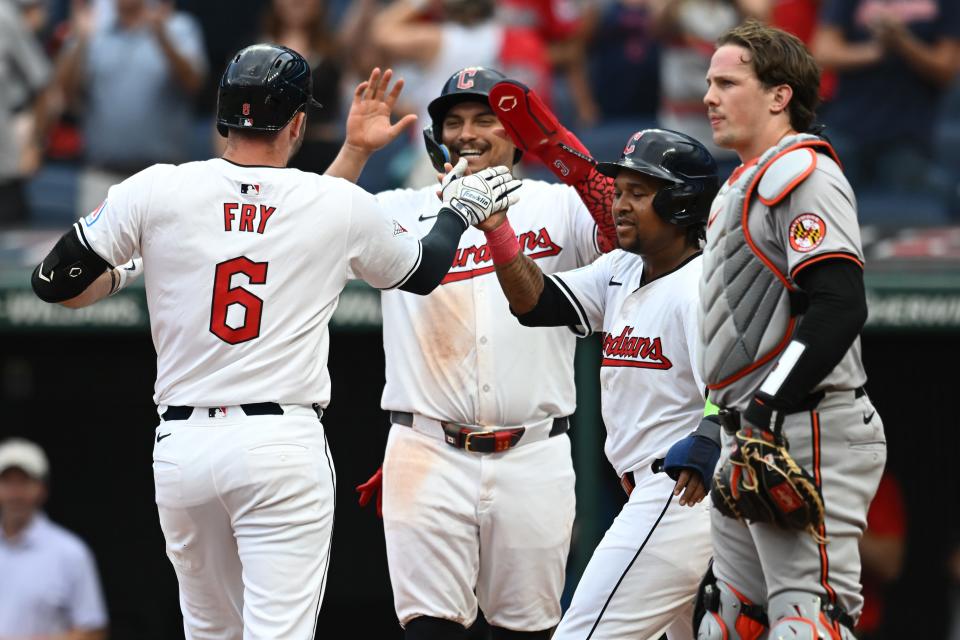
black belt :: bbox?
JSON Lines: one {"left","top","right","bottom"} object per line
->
{"left": 162, "top": 402, "right": 323, "bottom": 421}
{"left": 718, "top": 387, "right": 865, "bottom": 434}
{"left": 390, "top": 411, "right": 569, "bottom": 453}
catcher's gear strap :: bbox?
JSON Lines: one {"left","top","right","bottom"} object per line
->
{"left": 748, "top": 258, "right": 867, "bottom": 414}
{"left": 767, "top": 591, "right": 856, "bottom": 640}
{"left": 512, "top": 275, "right": 581, "bottom": 331}
{"left": 695, "top": 573, "right": 768, "bottom": 640}
{"left": 396, "top": 208, "right": 465, "bottom": 295}
{"left": 32, "top": 223, "right": 112, "bottom": 303}
{"left": 487, "top": 80, "right": 617, "bottom": 253}
{"left": 699, "top": 134, "right": 838, "bottom": 393}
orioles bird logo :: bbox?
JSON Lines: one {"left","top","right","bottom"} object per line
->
{"left": 788, "top": 213, "right": 826, "bottom": 252}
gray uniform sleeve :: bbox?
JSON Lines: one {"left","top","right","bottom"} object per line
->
{"left": 771, "top": 157, "right": 865, "bottom": 279}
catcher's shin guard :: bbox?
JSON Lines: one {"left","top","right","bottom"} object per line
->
{"left": 694, "top": 574, "right": 767, "bottom": 640}
{"left": 767, "top": 591, "right": 856, "bottom": 640}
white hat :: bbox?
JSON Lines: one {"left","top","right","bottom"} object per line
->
{"left": 0, "top": 438, "right": 49, "bottom": 479}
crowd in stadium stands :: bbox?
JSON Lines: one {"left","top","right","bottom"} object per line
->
{"left": 0, "top": 0, "right": 958, "bottom": 227}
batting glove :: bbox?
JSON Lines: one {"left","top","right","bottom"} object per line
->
{"left": 440, "top": 157, "right": 521, "bottom": 228}
{"left": 355, "top": 466, "right": 383, "bottom": 518}
{"left": 110, "top": 256, "right": 143, "bottom": 295}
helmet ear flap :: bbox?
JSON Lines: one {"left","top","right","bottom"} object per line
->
{"left": 652, "top": 182, "right": 696, "bottom": 225}
{"left": 423, "top": 125, "right": 451, "bottom": 173}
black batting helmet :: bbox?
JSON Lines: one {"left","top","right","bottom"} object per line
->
{"left": 216, "top": 44, "right": 321, "bottom": 138}
{"left": 422, "top": 66, "right": 522, "bottom": 172}
{"left": 597, "top": 129, "right": 719, "bottom": 226}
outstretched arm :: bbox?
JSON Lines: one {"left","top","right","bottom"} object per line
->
{"left": 488, "top": 80, "right": 617, "bottom": 252}
{"left": 325, "top": 67, "right": 418, "bottom": 182}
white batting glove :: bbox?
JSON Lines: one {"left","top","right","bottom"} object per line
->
{"left": 439, "top": 158, "right": 522, "bottom": 227}
{"left": 110, "top": 257, "right": 143, "bottom": 295}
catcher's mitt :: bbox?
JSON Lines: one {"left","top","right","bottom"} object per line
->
{"left": 711, "top": 426, "right": 826, "bottom": 540}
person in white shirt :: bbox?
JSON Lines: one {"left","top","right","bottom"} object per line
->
{"left": 489, "top": 128, "right": 723, "bottom": 639}
{"left": 329, "top": 65, "right": 616, "bottom": 640}
{"left": 0, "top": 438, "right": 108, "bottom": 640}
{"left": 29, "top": 45, "right": 516, "bottom": 639}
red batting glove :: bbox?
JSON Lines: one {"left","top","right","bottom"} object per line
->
{"left": 355, "top": 466, "right": 383, "bottom": 518}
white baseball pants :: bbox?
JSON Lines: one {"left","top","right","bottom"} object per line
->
{"left": 152, "top": 405, "right": 335, "bottom": 640}
{"left": 382, "top": 422, "right": 576, "bottom": 632}
{"left": 553, "top": 462, "right": 712, "bottom": 640}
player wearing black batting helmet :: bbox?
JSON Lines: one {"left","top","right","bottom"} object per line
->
{"left": 422, "top": 66, "right": 523, "bottom": 172}
{"left": 216, "top": 44, "right": 322, "bottom": 138}
{"left": 596, "top": 128, "right": 719, "bottom": 227}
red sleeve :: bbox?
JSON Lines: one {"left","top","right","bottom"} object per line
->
{"left": 866, "top": 474, "right": 907, "bottom": 537}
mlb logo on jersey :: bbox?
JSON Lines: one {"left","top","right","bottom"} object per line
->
{"left": 208, "top": 407, "right": 228, "bottom": 418}
{"left": 83, "top": 200, "right": 107, "bottom": 227}
{"left": 240, "top": 183, "right": 261, "bottom": 197}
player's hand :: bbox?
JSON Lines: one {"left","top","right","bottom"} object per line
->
{"left": 355, "top": 466, "right": 383, "bottom": 518}
{"left": 440, "top": 158, "right": 521, "bottom": 227}
{"left": 344, "top": 68, "right": 418, "bottom": 155}
{"left": 673, "top": 469, "right": 707, "bottom": 507}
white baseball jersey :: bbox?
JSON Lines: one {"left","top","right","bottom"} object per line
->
{"left": 551, "top": 251, "right": 706, "bottom": 476}
{"left": 375, "top": 179, "right": 601, "bottom": 425}
{"left": 78, "top": 159, "right": 422, "bottom": 408}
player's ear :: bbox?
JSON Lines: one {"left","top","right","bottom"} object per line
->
{"left": 291, "top": 111, "right": 307, "bottom": 141}
{"left": 769, "top": 83, "right": 793, "bottom": 117}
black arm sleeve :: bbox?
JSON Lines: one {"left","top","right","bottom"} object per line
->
{"left": 763, "top": 258, "right": 867, "bottom": 411}
{"left": 514, "top": 276, "right": 582, "bottom": 328}
{"left": 398, "top": 207, "right": 466, "bottom": 295}
{"left": 31, "top": 225, "right": 112, "bottom": 303}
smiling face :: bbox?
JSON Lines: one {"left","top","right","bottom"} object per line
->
{"left": 441, "top": 101, "right": 516, "bottom": 175}
{"left": 612, "top": 169, "right": 684, "bottom": 255}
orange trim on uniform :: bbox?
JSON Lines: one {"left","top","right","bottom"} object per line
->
{"left": 758, "top": 148, "right": 818, "bottom": 207}
{"left": 812, "top": 410, "right": 838, "bottom": 604}
{"left": 790, "top": 252, "right": 864, "bottom": 280}
{"left": 706, "top": 317, "right": 798, "bottom": 390}
{"left": 709, "top": 612, "right": 730, "bottom": 640}
{"left": 711, "top": 139, "right": 840, "bottom": 391}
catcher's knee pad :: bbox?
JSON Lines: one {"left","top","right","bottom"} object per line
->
{"left": 694, "top": 571, "right": 767, "bottom": 640}
{"left": 489, "top": 626, "right": 551, "bottom": 639}
{"left": 767, "top": 591, "right": 856, "bottom": 640}
{"left": 404, "top": 616, "right": 468, "bottom": 639}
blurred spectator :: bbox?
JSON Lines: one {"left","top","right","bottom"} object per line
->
{"left": 581, "top": 0, "right": 661, "bottom": 123}
{"left": 261, "top": 0, "right": 344, "bottom": 173}
{"left": 57, "top": 0, "right": 207, "bottom": 217}
{"left": 653, "top": 0, "right": 768, "bottom": 169}
{"left": 0, "top": 438, "right": 108, "bottom": 640}
{"left": 857, "top": 471, "right": 906, "bottom": 640}
{"left": 497, "top": 0, "right": 600, "bottom": 127}
{"left": 813, "top": 0, "right": 960, "bottom": 199}
{"left": 0, "top": 0, "right": 52, "bottom": 227}
{"left": 368, "top": 0, "right": 553, "bottom": 187}
{"left": 770, "top": 0, "right": 837, "bottom": 98}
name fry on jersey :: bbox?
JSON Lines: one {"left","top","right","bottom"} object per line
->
{"left": 223, "top": 203, "right": 277, "bottom": 234}
{"left": 442, "top": 227, "right": 561, "bottom": 284}
{"left": 600, "top": 327, "right": 673, "bottom": 369}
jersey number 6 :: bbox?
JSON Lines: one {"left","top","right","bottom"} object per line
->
{"left": 210, "top": 256, "right": 268, "bottom": 345}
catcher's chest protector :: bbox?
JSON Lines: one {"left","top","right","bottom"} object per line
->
{"left": 699, "top": 134, "right": 836, "bottom": 408}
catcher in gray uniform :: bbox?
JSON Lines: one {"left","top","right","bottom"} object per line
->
{"left": 694, "top": 20, "right": 886, "bottom": 640}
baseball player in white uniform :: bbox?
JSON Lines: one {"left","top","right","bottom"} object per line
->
{"left": 328, "top": 66, "right": 617, "bottom": 640}
{"left": 487, "top": 126, "right": 723, "bottom": 640}
{"left": 695, "top": 22, "right": 885, "bottom": 640}
{"left": 30, "top": 45, "right": 519, "bottom": 640}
